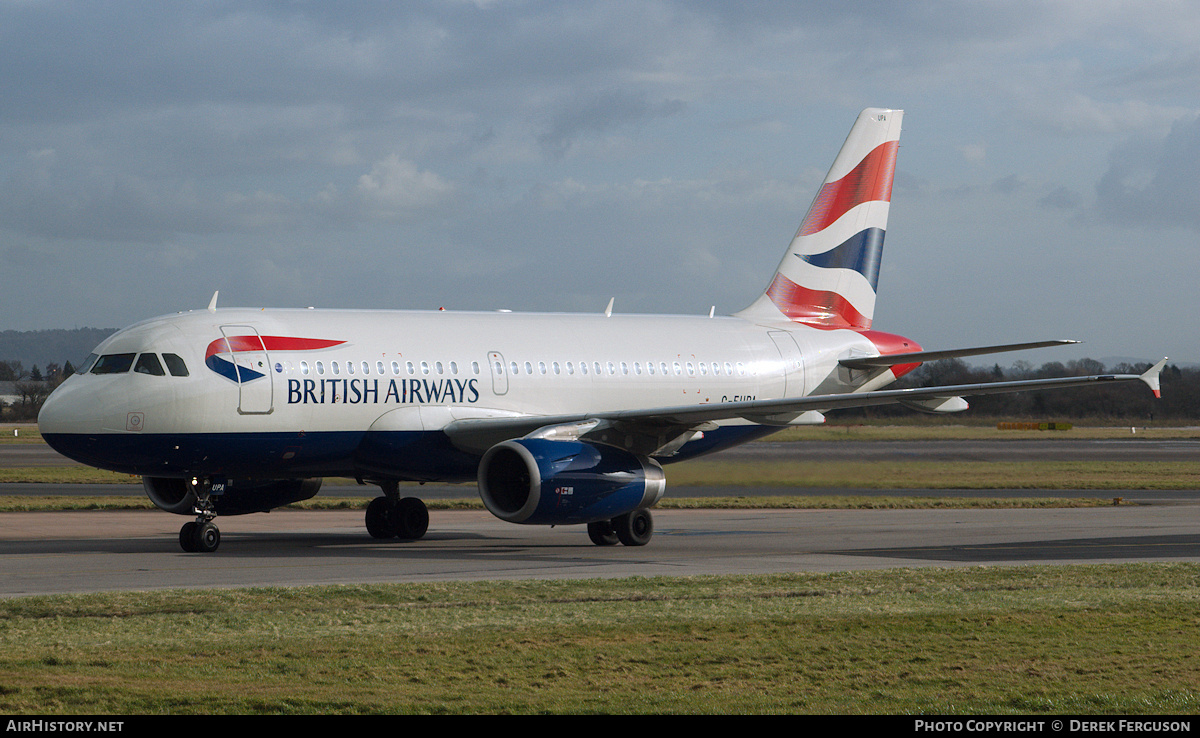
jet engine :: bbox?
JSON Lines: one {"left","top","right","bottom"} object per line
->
{"left": 143, "top": 477, "right": 322, "bottom": 516}
{"left": 477, "top": 438, "right": 665, "bottom": 526}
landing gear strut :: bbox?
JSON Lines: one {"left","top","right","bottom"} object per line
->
{"left": 366, "top": 481, "right": 429, "bottom": 540}
{"left": 179, "top": 477, "right": 221, "bottom": 553}
{"left": 588, "top": 509, "right": 653, "bottom": 546}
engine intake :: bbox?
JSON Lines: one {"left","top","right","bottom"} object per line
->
{"left": 477, "top": 438, "right": 665, "bottom": 525}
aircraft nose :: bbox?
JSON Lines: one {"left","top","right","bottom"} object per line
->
{"left": 38, "top": 374, "right": 121, "bottom": 436}
{"left": 36, "top": 382, "right": 72, "bottom": 435}
{"left": 37, "top": 383, "right": 80, "bottom": 464}
{"left": 37, "top": 378, "right": 114, "bottom": 465}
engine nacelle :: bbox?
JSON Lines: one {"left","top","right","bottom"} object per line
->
{"left": 142, "top": 477, "right": 322, "bottom": 516}
{"left": 477, "top": 438, "right": 665, "bottom": 525}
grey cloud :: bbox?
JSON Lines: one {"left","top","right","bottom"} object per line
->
{"left": 537, "top": 91, "right": 686, "bottom": 159}
{"left": 1097, "top": 113, "right": 1200, "bottom": 230}
{"left": 1038, "top": 186, "right": 1080, "bottom": 211}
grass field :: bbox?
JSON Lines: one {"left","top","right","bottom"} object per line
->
{"left": 1, "top": 565, "right": 1198, "bottom": 714}
{"left": 2, "top": 422, "right": 1198, "bottom": 715}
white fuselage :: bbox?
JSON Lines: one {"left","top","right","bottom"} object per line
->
{"left": 38, "top": 306, "right": 911, "bottom": 481}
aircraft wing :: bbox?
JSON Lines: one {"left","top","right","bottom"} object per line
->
{"left": 443, "top": 358, "right": 1168, "bottom": 456}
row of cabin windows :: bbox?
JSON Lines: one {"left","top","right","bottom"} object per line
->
{"left": 293, "top": 359, "right": 480, "bottom": 377}
{"left": 286, "top": 358, "right": 749, "bottom": 379}
{"left": 82, "top": 352, "right": 190, "bottom": 377}
{"left": 495, "top": 360, "right": 749, "bottom": 378}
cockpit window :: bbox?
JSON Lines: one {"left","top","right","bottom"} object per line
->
{"left": 91, "top": 353, "right": 136, "bottom": 375}
{"left": 134, "top": 353, "right": 166, "bottom": 376}
{"left": 163, "top": 353, "right": 189, "bottom": 377}
{"left": 79, "top": 353, "right": 99, "bottom": 374}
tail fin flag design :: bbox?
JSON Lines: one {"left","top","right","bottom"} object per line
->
{"left": 737, "top": 108, "right": 902, "bottom": 329}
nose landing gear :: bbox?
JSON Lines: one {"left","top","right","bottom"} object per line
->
{"left": 178, "top": 477, "right": 221, "bottom": 553}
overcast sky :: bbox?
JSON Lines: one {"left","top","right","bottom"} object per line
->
{"left": 2, "top": 1, "right": 1196, "bottom": 364}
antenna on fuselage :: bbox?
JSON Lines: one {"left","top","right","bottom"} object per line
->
{"left": 207, "top": 291, "right": 219, "bottom": 313}
{"left": 604, "top": 297, "right": 614, "bottom": 317}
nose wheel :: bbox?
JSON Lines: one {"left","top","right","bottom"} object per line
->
{"left": 179, "top": 520, "right": 221, "bottom": 553}
{"left": 178, "top": 477, "right": 221, "bottom": 553}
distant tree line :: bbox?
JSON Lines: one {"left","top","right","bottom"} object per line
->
{"left": 0, "top": 327, "right": 111, "bottom": 422}
{"left": 0, "top": 360, "right": 75, "bottom": 421}
{"left": 0, "top": 359, "right": 76, "bottom": 383}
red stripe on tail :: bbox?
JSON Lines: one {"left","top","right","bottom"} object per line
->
{"left": 796, "top": 140, "right": 897, "bottom": 237}
{"left": 765, "top": 273, "right": 871, "bottom": 329}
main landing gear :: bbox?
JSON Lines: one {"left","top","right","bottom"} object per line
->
{"left": 586, "top": 509, "right": 653, "bottom": 547}
{"left": 179, "top": 477, "right": 221, "bottom": 553}
{"left": 366, "top": 481, "right": 429, "bottom": 540}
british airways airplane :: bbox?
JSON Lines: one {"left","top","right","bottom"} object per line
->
{"left": 37, "top": 108, "right": 1165, "bottom": 553}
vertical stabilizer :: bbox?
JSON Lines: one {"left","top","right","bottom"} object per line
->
{"left": 736, "top": 108, "right": 902, "bottom": 328}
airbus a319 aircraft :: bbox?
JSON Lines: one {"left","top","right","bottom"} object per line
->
{"left": 38, "top": 108, "right": 1166, "bottom": 553}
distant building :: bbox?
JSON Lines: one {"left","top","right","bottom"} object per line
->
{"left": 0, "top": 381, "right": 22, "bottom": 408}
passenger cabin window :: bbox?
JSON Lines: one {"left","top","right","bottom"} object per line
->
{"left": 92, "top": 353, "right": 136, "bottom": 375}
{"left": 134, "top": 353, "right": 165, "bottom": 376}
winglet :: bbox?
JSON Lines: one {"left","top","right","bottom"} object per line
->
{"left": 1140, "top": 358, "right": 1169, "bottom": 398}
{"left": 207, "top": 291, "right": 219, "bottom": 314}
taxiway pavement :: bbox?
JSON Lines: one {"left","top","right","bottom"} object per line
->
{"left": 2, "top": 436, "right": 1197, "bottom": 597}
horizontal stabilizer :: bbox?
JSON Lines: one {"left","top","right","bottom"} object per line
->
{"left": 838, "top": 340, "right": 1079, "bottom": 370}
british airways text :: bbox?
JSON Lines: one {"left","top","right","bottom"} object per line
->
{"left": 287, "top": 378, "right": 480, "bottom": 405}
